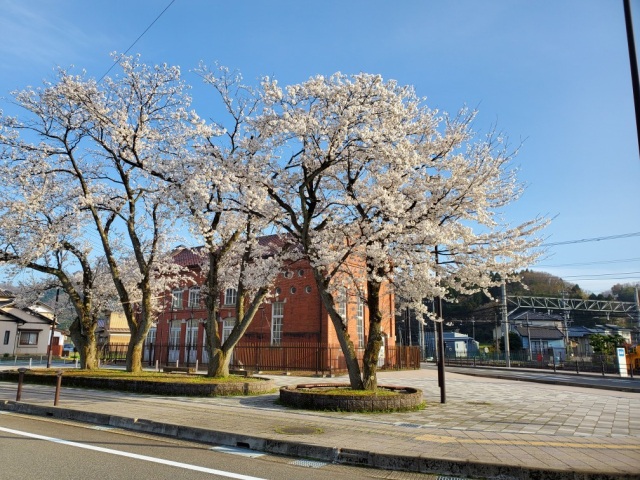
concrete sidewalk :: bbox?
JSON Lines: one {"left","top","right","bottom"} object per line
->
{"left": 1, "top": 366, "right": 639, "bottom": 479}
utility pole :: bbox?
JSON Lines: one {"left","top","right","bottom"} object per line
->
{"left": 525, "top": 313, "right": 532, "bottom": 361}
{"left": 435, "top": 246, "right": 446, "bottom": 404}
{"left": 419, "top": 314, "right": 425, "bottom": 359}
{"left": 562, "top": 289, "right": 570, "bottom": 355}
{"left": 501, "top": 281, "right": 511, "bottom": 368}
{"left": 435, "top": 295, "right": 445, "bottom": 403}
{"left": 46, "top": 288, "right": 60, "bottom": 369}
{"left": 624, "top": 0, "right": 640, "bottom": 158}
{"left": 471, "top": 317, "right": 475, "bottom": 341}
{"left": 635, "top": 287, "right": 639, "bottom": 330}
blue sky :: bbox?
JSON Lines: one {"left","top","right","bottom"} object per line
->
{"left": 0, "top": 0, "right": 638, "bottom": 295}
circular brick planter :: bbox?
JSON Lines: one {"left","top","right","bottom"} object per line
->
{"left": 0, "top": 370, "right": 275, "bottom": 396}
{"left": 279, "top": 383, "right": 424, "bottom": 412}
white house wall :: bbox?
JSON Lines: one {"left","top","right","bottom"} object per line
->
{"left": 0, "top": 307, "right": 53, "bottom": 357}
{"left": 0, "top": 320, "right": 18, "bottom": 356}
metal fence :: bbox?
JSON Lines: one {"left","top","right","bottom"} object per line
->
{"left": 99, "top": 342, "right": 421, "bottom": 376}
{"left": 443, "top": 351, "right": 632, "bottom": 376}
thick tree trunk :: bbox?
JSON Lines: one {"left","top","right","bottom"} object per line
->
{"left": 126, "top": 331, "right": 145, "bottom": 373}
{"left": 312, "top": 268, "right": 364, "bottom": 389}
{"left": 124, "top": 281, "right": 153, "bottom": 373}
{"left": 208, "top": 348, "right": 232, "bottom": 377}
{"left": 203, "top": 313, "right": 222, "bottom": 376}
{"left": 362, "top": 279, "right": 383, "bottom": 391}
{"left": 69, "top": 317, "right": 99, "bottom": 369}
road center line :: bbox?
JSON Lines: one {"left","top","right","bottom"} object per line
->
{"left": 0, "top": 426, "right": 265, "bottom": 480}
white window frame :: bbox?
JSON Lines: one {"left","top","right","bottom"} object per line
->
{"left": 185, "top": 319, "right": 198, "bottom": 346}
{"left": 356, "top": 297, "right": 365, "bottom": 349}
{"left": 3, "top": 330, "right": 9, "bottom": 345}
{"left": 222, "top": 318, "right": 235, "bottom": 343}
{"left": 171, "top": 289, "right": 183, "bottom": 309}
{"left": 224, "top": 288, "right": 237, "bottom": 306}
{"left": 169, "top": 323, "right": 181, "bottom": 346}
{"left": 271, "top": 302, "right": 284, "bottom": 346}
{"left": 188, "top": 287, "right": 201, "bottom": 308}
{"left": 338, "top": 289, "right": 347, "bottom": 321}
{"left": 146, "top": 327, "right": 157, "bottom": 344}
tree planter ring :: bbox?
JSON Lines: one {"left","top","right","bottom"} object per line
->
{"left": 279, "top": 383, "right": 423, "bottom": 412}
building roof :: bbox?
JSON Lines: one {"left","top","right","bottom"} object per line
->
{"left": 568, "top": 326, "right": 596, "bottom": 338}
{"left": 173, "top": 246, "right": 206, "bottom": 267}
{"left": 0, "top": 305, "right": 53, "bottom": 325}
{"left": 509, "top": 311, "right": 564, "bottom": 322}
{"left": 515, "top": 326, "right": 565, "bottom": 340}
{"left": 172, "top": 234, "right": 296, "bottom": 268}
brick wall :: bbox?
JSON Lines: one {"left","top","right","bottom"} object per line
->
{"left": 152, "top": 249, "right": 395, "bottom": 366}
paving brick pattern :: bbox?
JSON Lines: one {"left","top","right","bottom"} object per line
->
{"left": 1, "top": 365, "right": 639, "bottom": 478}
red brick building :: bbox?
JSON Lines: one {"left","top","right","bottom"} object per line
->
{"left": 144, "top": 243, "right": 397, "bottom": 373}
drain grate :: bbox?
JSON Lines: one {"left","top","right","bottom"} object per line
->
{"left": 275, "top": 426, "right": 323, "bottom": 435}
{"left": 289, "top": 459, "right": 328, "bottom": 468}
{"left": 436, "top": 477, "right": 469, "bottom": 480}
{"left": 395, "top": 422, "right": 422, "bottom": 428}
{"left": 91, "top": 426, "right": 116, "bottom": 431}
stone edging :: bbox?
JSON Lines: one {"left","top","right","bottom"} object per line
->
{"left": 279, "top": 383, "right": 423, "bottom": 412}
{"left": 0, "top": 370, "right": 275, "bottom": 396}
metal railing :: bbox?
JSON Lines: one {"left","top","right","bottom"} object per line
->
{"left": 99, "top": 341, "right": 421, "bottom": 376}
{"left": 443, "top": 351, "right": 632, "bottom": 376}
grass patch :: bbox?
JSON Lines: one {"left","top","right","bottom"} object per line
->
{"left": 296, "top": 386, "right": 400, "bottom": 396}
{"left": 20, "top": 368, "right": 264, "bottom": 384}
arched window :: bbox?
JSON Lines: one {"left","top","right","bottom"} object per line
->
{"left": 224, "top": 288, "right": 237, "bottom": 306}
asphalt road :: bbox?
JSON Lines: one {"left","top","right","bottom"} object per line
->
{"left": 0, "top": 412, "right": 441, "bottom": 480}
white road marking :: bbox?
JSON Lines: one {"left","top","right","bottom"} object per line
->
{"left": 0, "top": 426, "right": 265, "bottom": 480}
{"left": 210, "top": 446, "right": 265, "bottom": 458}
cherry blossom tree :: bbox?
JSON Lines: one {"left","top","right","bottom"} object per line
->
{"left": 92, "top": 63, "right": 287, "bottom": 377}
{"left": 0, "top": 155, "right": 114, "bottom": 368}
{"left": 256, "top": 73, "right": 546, "bottom": 390}
{"left": 0, "top": 58, "right": 192, "bottom": 372}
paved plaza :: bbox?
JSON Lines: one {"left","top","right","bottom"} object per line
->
{"left": 1, "top": 365, "right": 639, "bottom": 479}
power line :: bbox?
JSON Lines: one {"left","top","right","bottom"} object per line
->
{"left": 98, "top": 0, "right": 176, "bottom": 82}
{"left": 538, "top": 257, "right": 640, "bottom": 268}
{"left": 541, "top": 231, "right": 640, "bottom": 247}
{"left": 577, "top": 277, "right": 639, "bottom": 282}
{"left": 559, "top": 271, "right": 640, "bottom": 279}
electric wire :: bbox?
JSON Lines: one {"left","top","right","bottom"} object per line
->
{"left": 98, "top": 0, "right": 176, "bottom": 82}
{"left": 537, "top": 257, "right": 640, "bottom": 268}
{"left": 541, "top": 231, "right": 640, "bottom": 247}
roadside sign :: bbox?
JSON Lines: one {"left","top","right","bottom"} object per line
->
{"left": 617, "top": 348, "right": 628, "bottom": 378}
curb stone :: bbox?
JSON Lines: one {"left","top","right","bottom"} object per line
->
{"left": 1, "top": 400, "right": 636, "bottom": 480}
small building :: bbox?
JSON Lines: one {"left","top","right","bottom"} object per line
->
{"left": 568, "top": 324, "right": 634, "bottom": 358}
{"left": 515, "top": 325, "right": 566, "bottom": 361}
{"left": 0, "top": 289, "right": 56, "bottom": 357}
{"left": 568, "top": 325, "right": 596, "bottom": 357}
{"left": 97, "top": 311, "right": 130, "bottom": 346}
{"left": 424, "top": 331, "right": 480, "bottom": 358}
